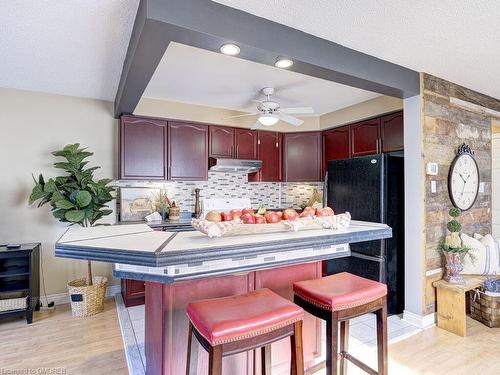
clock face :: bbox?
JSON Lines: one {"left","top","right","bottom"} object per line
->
{"left": 448, "top": 153, "right": 479, "bottom": 211}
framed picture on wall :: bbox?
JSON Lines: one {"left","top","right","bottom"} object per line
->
{"left": 119, "top": 187, "right": 159, "bottom": 221}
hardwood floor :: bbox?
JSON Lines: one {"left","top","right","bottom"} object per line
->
{"left": 0, "top": 298, "right": 498, "bottom": 375}
{"left": 0, "top": 298, "right": 128, "bottom": 375}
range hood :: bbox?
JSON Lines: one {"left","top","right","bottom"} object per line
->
{"left": 209, "top": 158, "right": 262, "bottom": 174}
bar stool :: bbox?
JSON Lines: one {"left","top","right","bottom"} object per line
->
{"left": 293, "top": 272, "right": 388, "bottom": 375}
{"left": 186, "top": 288, "right": 305, "bottom": 375}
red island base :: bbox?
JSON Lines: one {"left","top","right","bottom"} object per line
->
{"left": 145, "top": 262, "right": 324, "bottom": 375}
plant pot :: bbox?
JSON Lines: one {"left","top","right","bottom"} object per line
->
{"left": 443, "top": 252, "right": 465, "bottom": 284}
{"left": 169, "top": 206, "right": 180, "bottom": 221}
{"left": 67, "top": 276, "right": 107, "bottom": 317}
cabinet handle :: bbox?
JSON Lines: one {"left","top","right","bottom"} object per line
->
{"left": 376, "top": 139, "right": 379, "bottom": 154}
{"left": 236, "top": 145, "right": 239, "bottom": 157}
{"left": 276, "top": 142, "right": 279, "bottom": 148}
{"left": 258, "top": 139, "right": 261, "bottom": 145}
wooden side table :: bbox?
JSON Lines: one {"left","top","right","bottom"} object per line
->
{"left": 433, "top": 276, "right": 486, "bottom": 337}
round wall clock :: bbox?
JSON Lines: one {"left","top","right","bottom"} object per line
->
{"left": 448, "top": 143, "right": 480, "bottom": 211}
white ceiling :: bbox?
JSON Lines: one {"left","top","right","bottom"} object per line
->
{"left": 143, "top": 43, "right": 380, "bottom": 115}
{"left": 0, "top": 1, "right": 139, "bottom": 101}
{"left": 3, "top": 1, "right": 500, "bottom": 104}
{"left": 214, "top": 0, "right": 500, "bottom": 101}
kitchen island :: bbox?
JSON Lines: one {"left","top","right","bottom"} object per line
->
{"left": 55, "top": 221, "right": 391, "bottom": 375}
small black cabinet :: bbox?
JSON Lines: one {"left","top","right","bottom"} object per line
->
{"left": 0, "top": 243, "right": 40, "bottom": 324}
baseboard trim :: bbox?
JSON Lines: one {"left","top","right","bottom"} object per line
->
{"left": 41, "top": 284, "right": 121, "bottom": 306}
{"left": 402, "top": 310, "right": 436, "bottom": 329}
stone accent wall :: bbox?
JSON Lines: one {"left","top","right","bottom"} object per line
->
{"left": 422, "top": 73, "right": 500, "bottom": 314}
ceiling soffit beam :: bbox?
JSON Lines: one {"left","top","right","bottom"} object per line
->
{"left": 114, "top": 0, "right": 420, "bottom": 118}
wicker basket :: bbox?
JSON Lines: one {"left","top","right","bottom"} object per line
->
{"left": 470, "top": 289, "right": 500, "bottom": 328}
{"left": 67, "top": 276, "right": 107, "bottom": 317}
{"left": 0, "top": 296, "right": 28, "bottom": 312}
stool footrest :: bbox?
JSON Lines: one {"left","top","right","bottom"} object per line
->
{"left": 344, "top": 353, "right": 378, "bottom": 375}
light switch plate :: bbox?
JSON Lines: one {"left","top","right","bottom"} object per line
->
{"left": 431, "top": 180, "right": 437, "bottom": 193}
{"left": 426, "top": 162, "right": 438, "bottom": 175}
{"left": 479, "top": 182, "right": 485, "bottom": 193}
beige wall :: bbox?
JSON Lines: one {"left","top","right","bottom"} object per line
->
{"left": 0, "top": 88, "right": 118, "bottom": 295}
{"left": 320, "top": 95, "right": 403, "bottom": 129}
{"left": 135, "top": 97, "right": 321, "bottom": 132}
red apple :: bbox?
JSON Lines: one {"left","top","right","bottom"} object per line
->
{"left": 316, "top": 207, "right": 334, "bottom": 217}
{"left": 230, "top": 209, "right": 242, "bottom": 219}
{"left": 300, "top": 207, "right": 316, "bottom": 218}
{"left": 242, "top": 207, "right": 254, "bottom": 215}
{"left": 264, "top": 212, "right": 279, "bottom": 223}
{"left": 221, "top": 212, "right": 233, "bottom": 221}
{"left": 253, "top": 214, "right": 266, "bottom": 224}
{"left": 241, "top": 213, "right": 255, "bottom": 224}
{"left": 282, "top": 208, "right": 299, "bottom": 221}
{"left": 276, "top": 211, "right": 283, "bottom": 220}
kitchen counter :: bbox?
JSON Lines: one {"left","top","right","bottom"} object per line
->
{"left": 55, "top": 221, "right": 391, "bottom": 268}
{"left": 54, "top": 220, "right": 391, "bottom": 375}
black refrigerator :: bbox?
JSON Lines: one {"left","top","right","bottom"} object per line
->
{"left": 326, "top": 154, "right": 404, "bottom": 314}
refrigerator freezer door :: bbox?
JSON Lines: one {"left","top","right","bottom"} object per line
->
{"left": 328, "top": 155, "right": 385, "bottom": 257}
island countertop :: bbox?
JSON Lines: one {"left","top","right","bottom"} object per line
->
{"left": 55, "top": 221, "right": 391, "bottom": 268}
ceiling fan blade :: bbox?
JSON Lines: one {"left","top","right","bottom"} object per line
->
{"left": 280, "top": 107, "right": 314, "bottom": 114}
{"left": 223, "top": 112, "right": 259, "bottom": 120}
{"left": 279, "top": 113, "right": 304, "bottom": 126}
{"left": 251, "top": 120, "right": 263, "bottom": 130}
{"left": 251, "top": 98, "right": 264, "bottom": 103}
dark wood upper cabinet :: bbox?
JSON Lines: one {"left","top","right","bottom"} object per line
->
{"left": 249, "top": 130, "right": 282, "bottom": 182}
{"left": 283, "top": 132, "right": 322, "bottom": 182}
{"left": 322, "top": 126, "right": 350, "bottom": 175}
{"left": 120, "top": 116, "right": 168, "bottom": 180}
{"left": 209, "top": 126, "right": 234, "bottom": 158}
{"left": 234, "top": 128, "right": 257, "bottom": 159}
{"left": 350, "top": 118, "right": 381, "bottom": 157}
{"left": 168, "top": 122, "right": 208, "bottom": 181}
{"left": 381, "top": 111, "right": 403, "bottom": 152}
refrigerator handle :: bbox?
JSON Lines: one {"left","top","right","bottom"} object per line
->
{"left": 323, "top": 171, "right": 328, "bottom": 207}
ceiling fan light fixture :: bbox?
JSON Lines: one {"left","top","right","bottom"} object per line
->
{"left": 275, "top": 57, "right": 293, "bottom": 68}
{"left": 258, "top": 114, "right": 279, "bottom": 126}
{"left": 220, "top": 43, "right": 240, "bottom": 56}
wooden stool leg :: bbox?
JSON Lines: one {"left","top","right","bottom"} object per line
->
{"left": 261, "top": 345, "right": 271, "bottom": 375}
{"left": 186, "top": 322, "right": 198, "bottom": 375}
{"left": 326, "top": 312, "right": 339, "bottom": 375}
{"left": 290, "top": 320, "right": 304, "bottom": 375}
{"left": 376, "top": 298, "right": 388, "bottom": 375}
{"left": 339, "top": 320, "right": 349, "bottom": 375}
{"left": 208, "top": 345, "right": 223, "bottom": 375}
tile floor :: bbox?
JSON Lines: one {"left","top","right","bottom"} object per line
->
{"left": 116, "top": 296, "right": 421, "bottom": 375}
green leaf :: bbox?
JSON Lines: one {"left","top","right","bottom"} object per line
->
{"left": 44, "top": 179, "right": 57, "bottom": 193}
{"left": 75, "top": 190, "right": 92, "bottom": 208}
{"left": 29, "top": 184, "right": 46, "bottom": 205}
{"left": 65, "top": 210, "right": 85, "bottom": 223}
{"left": 55, "top": 199, "right": 75, "bottom": 209}
{"left": 52, "top": 209, "right": 67, "bottom": 220}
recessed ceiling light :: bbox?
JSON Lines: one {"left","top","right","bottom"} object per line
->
{"left": 220, "top": 43, "right": 240, "bottom": 56}
{"left": 275, "top": 57, "right": 293, "bottom": 68}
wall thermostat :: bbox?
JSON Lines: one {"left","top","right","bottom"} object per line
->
{"left": 426, "top": 162, "right": 438, "bottom": 175}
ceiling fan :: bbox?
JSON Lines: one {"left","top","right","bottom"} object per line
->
{"left": 225, "top": 87, "right": 314, "bottom": 130}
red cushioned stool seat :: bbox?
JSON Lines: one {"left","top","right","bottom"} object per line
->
{"left": 293, "top": 272, "right": 387, "bottom": 311}
{"left": 186, "top": 288, "right": 305, "bottom": 375}
{"left": 293, "top": 272, "right": 388, "bottom": 375}
{"left": 187, "top": 288, "right": 304, "bottom": 346}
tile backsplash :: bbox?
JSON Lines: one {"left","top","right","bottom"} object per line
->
{"left": 115, "top": 172, "right": 323, "bottom": 213}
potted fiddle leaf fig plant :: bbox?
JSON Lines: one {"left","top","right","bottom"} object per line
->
{"left": 438, "top": 208, "right": 474, "bottom": 285}
{"left": 29, "top": 143, "right": 115, "bottom": 317}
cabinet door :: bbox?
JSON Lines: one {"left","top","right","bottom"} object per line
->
{"left": 322, "top": 126, "right": 350, "bottom": 175}
{"left": 257, "top": 131, "right": 282, "bottom": 182}
{"left": 209, "top": 126, "right": 234, "bottom": 158}
{"left": 168, "top": 122, "right": 208, "bottom": 181}
{"left": 120, "top": 116, "right": 167, "bottom": 180}
{"left": 283, "top": 132, "right": 322, "bottom": 182}
{"left": 234, "top": 128, "right": 257, "bottom": 159}
{"left": 381, "top": 111, "right": 404, "bottom": 152}
{"left": 350, "top": 118, "right": 380, "bottom": 157}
